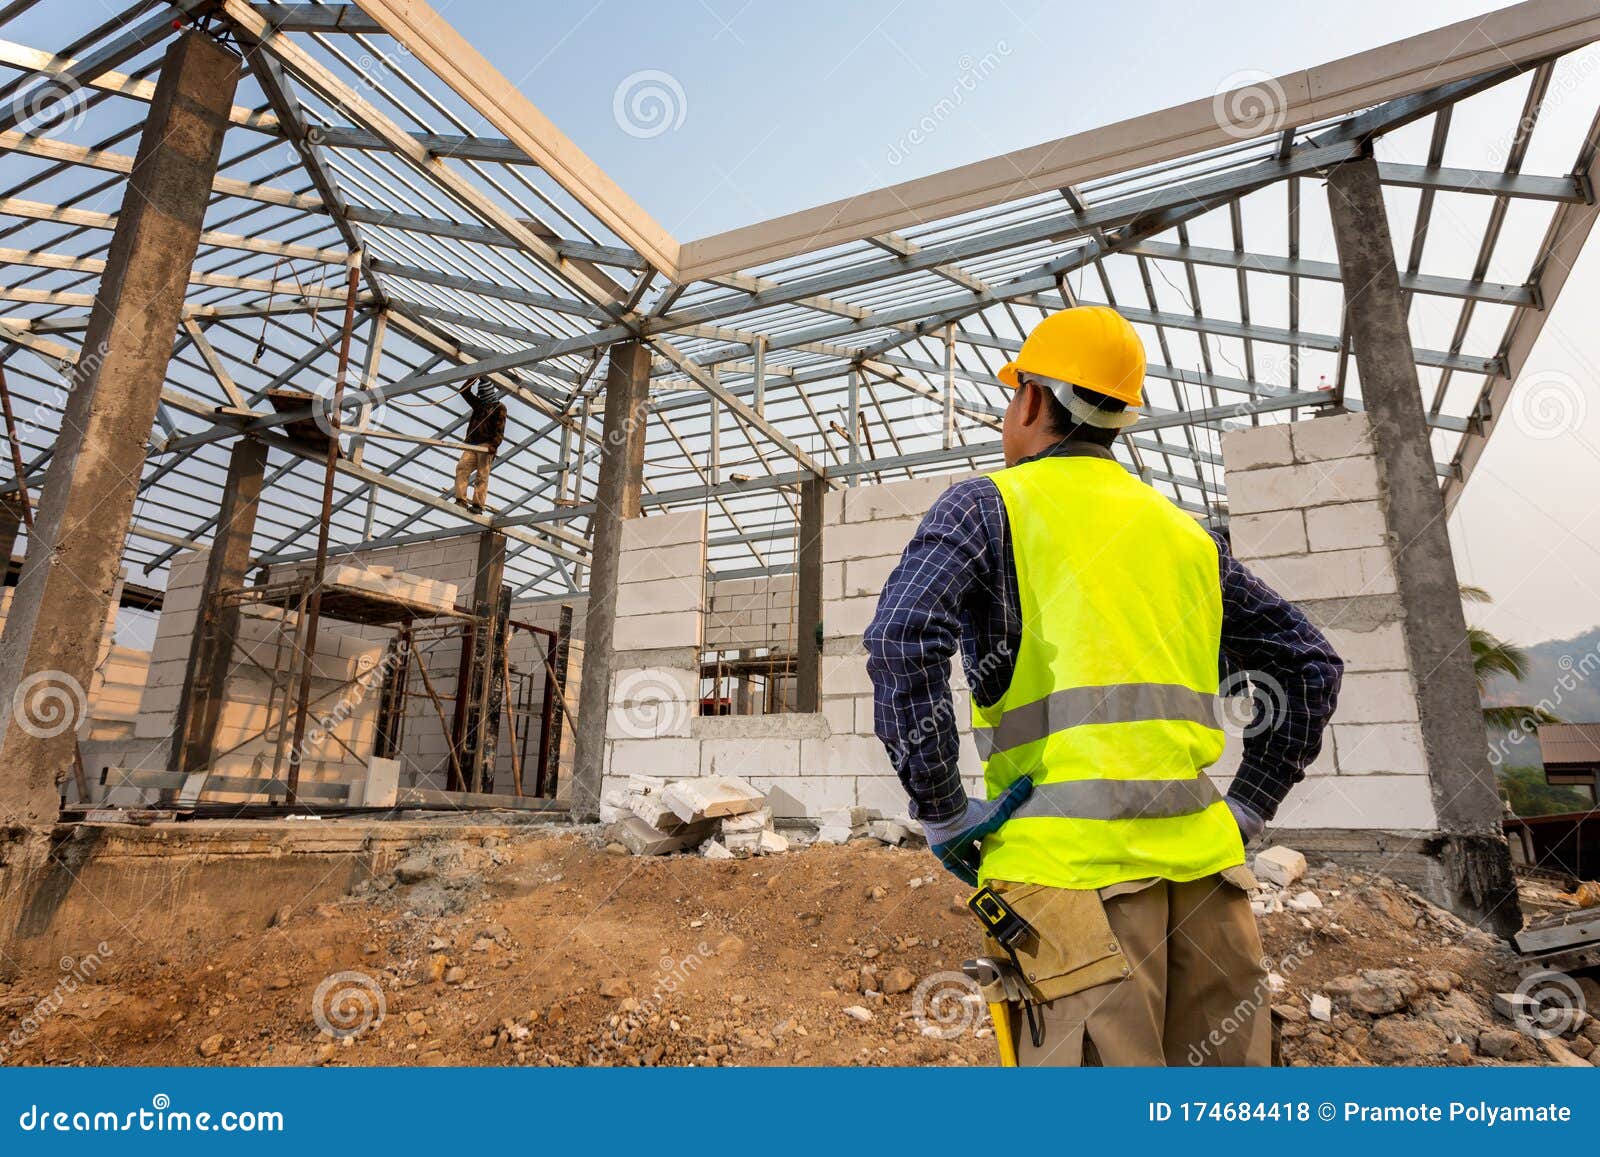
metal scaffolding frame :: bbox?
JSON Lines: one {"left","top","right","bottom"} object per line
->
{"left": 1, "top": 0, "right": 1598, "bottom": 600}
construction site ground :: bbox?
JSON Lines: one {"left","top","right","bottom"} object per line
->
{"left": 2, "top": 827, "right": 1595, "bottom": 1067}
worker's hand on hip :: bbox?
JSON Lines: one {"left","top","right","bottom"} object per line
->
{"left": 920, "top": 776, "right": 1034, "bottom": 886}
{"left": 1226, "top": 796, "right": 1264, "bottom": 845}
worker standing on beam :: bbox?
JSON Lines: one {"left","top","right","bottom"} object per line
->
{"left": 865, "top": 306, "right": 1342, "bottom": 1066}
{"left": 453, "top": 376, "right": 507, "bottom": 514}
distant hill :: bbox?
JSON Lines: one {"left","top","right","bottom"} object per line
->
{"left": 1481, "top": 624, "right": 1600, "bottom": 726}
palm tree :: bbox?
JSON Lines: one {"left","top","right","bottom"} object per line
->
{"left": 1461, "top": 585, "right": 1561, "bottom": 731}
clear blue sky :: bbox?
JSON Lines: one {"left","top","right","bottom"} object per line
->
{"left": 423, "top": 0, "right": 1600, "bottom": 646}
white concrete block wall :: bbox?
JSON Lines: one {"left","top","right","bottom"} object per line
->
{"left": 597, "top": 475, "right": 987, "bottom": 823}
{"left": 1219, "top": 412, "right": 1440, "bottom": 832}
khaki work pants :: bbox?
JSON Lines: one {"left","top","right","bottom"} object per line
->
{"left": 1013, "top": 872, "right": 1271, "bottom": 1067}
{"left": 454, "top": 449, "right": 492, "bottom": 507}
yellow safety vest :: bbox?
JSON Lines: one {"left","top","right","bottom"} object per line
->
{"left": 975, "top": 446, "right": 1244, "bottom": 890}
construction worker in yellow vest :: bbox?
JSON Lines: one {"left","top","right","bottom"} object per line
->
{"left": 865, "top": 306, "right": 1343, "bottom": 1066}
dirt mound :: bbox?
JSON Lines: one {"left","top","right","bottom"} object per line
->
{"left": 0, "top": 831, "right": 1589, "bottom": 1067}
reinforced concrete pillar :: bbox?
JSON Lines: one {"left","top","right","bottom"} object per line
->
{"left": 0, "top": 32, "right": 240, "bottom": 825}
{"left": 1324, "top": 153, "right": 1520, "bottom": 936}
{"left": 571, "top": 340, "right": 651, "bottom": 820}
{"left": 173, "top": 436, "right": 268, "bottom": 774}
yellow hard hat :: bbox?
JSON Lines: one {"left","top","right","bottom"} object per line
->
{"left": 998, "top": 306, "right": 1146, "bottom": 410}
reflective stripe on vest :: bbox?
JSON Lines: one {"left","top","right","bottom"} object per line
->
{"left": 1008, "top": 771, "right": 1221, "bottom": 822}
{"left": 972, "top": 682, "right": 1220, "bottom": 761}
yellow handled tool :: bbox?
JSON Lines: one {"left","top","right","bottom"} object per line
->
{"left": 964, "top": 957, "right": 1021, "bottom": 1066}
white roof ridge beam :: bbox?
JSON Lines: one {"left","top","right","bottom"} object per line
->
{"left": 675, "top": 0, "right": 1600, "bottom": 280}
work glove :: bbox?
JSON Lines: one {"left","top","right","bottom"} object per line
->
{"left": 1226, "top": 796, "right": 1265, "bottom": 845}
{"left": 920, "top": 776, "right": 1034, "bottom": 886}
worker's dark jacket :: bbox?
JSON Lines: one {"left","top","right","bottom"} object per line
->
{"left": 464, "top": 394, "right": 507, "bottom": 452}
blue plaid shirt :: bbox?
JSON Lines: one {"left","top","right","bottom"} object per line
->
{"left": 863, "top": 445, "right": 1343, "bottom": 825}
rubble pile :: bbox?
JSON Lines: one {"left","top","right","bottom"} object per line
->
{"left": 598, "top": 776, "right": 925, "bottom": 859}
{"left": 1247, "top": 844, "right": 1599, "bottom": 1067}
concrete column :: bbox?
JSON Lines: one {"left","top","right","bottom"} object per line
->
{"left": 571, "top": 340, "right": 651, "bottom": 819}
{"left": 1324, "top": 154, "right": 1520, "bottom": 936}
{"left": 0, "top": 33, "right": 240, "bottom": 825}
{"left": 795, "top": 473, "right": 825, "bottom": 711}
{"left": 173, "top": 436, "right": 267, "bottom": 774}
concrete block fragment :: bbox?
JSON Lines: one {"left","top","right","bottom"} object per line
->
{"left": 1221, "top": 423, "right": 1294, "bottom": 471}
{"left": 702, "top": 840, "right": 734, "bottom": 860}
{"left": 664, "top": 775, "right": 764, "bottom": 822}
{"left": 756, "top": 829, "right": 789, "bottom": 854}
{"left": 610, "top": 815, "right": 716, "bottom": 855}
{"left": 357, "top": 757, "right": 401, "bottom": 807}
{"left": 1252, "top": 845, "right": 1307, "bottom": 887}
{"left": 1291, "top": 412, "right": 1372, "bottom": 463}
{"left": 720, "top": 807, "right": 773, "bottom": 834}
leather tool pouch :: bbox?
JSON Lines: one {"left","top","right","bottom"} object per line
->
{"left": 981, "top": 880, "right": 1130, "bottom": 1003}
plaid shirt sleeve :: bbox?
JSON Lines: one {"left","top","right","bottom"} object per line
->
{"left": 863, "top": 478, "right": 1004, "bottom": 824}
{"left": 1211, "top": 530, "right": 1344, "bottom": 820}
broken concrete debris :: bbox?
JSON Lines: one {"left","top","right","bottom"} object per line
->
{"left": 603, "top": 776, "right": 923, "bottom": 859}
{"left": 1252, "top": 845, "right": 1308, "bottom": 888}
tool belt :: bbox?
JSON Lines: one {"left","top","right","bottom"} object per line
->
{"left": 974, "top": 880, "right": 1131, "bottom": 1004}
